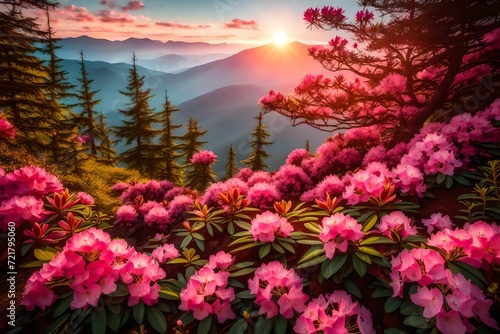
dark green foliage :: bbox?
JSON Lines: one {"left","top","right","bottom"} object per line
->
{"left": 241, "top": 112, "right": 273, "bottom": 171}
{"left": 155, "top": 91, "right": 184, "bottom": 184}
{"left": 223, "top": 144, "right": 239, "bottom": 180}
{"left": 179, "top": 118, "right": 207, "bottom": 167}
{"left": 114, "top": 53, "right": 161, "bottom": 177}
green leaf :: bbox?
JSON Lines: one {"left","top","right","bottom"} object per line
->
{"left": 109, "top": 283, "right": 130, "bottom": 297}
{"left": 321, "top": 255, "right": 347, "bottom": 279}
{"left": 357, "top": 246, "right": 383, "bottom": 257}
{"left": 53, "top": 295, "right": 73, "bottom": 317}
{"left": 403, "top": 315, "right": 435, "bottom": 329}
{"left": 180, "top": 235, "right": 193, "bottom": 249}
{"left": 91, "top": 307, "right": 107, "bottom": 334}
{"left": 362, "top": 214, "right": 378, "bottom": 232}
{"left": 159, "top": 287, "right": 179, "bottom": 300}
{"left": 255, "top": 316, "right": 274, "bottom": 334}
{"left": 304, "top": 222, "right": 321, "bottom": 234}
{"left": 353, "top": 254, "right": 367, "bottom": 277}
{"left": 371, "top": 287, "right": 393, "bottom": 299}
{"left": 192, "top": 233, "right": 205, "bottom": 241}
{"left": 228, "top": 318, "right": 248, "bottom": 334}
{"left": 133, "top": 301, "right": 145, "bottom": 324}
{"left": 230, "top": 267, "right": 256, "bottom": 278}
{"left": 106, "top": 310, "right": 122, "bottom": 332}
{"left": 360, "top": 236, "right": 394, "bottom": 245}
{"left": 400, "top": 300, "right": 422, "bottom": 316}
{"left": 278, "top": 240, "right": 296, "bottom": 254}
{"left": 444, "top": 176, "right": 453, "bottom": 189}
{"left": 436, "top": 173, "right": 446, "bottom": 184}
{"left": 384, "top": 328, "right": 408, "bottom": 334}
{"left": 274, "top": 315, "right": 287, "bottom": 334}
{"left": 297, "top": 239, "right": 323, "bottom": 245}
{"left": 234, "top": 221, "right": 251, "bottom": 230}
{"left": 34, "top": 247, "right": 58, "bottom": 262}
{"left": 259, "top": 243, "right": 271, "bottom": 258}
{"left": 235, "top": 290, "right": 255, "bottom": 299}
{"left": 344, "top": 278, "right": 362, "bottom": 299}
{"left": 146, "top": 306, "right": 167, "bottom": 333}
{"left": 46, "top": 314, "right": 70, "bottom": 334}
{"left": 197, "top": 315, "right": 212, "bottom": 334}
{"left": 21, "top": 242, "right": 34, "bottom": 257}
{"left": 107, "top": 303, "right": 122, "bottom": 315}
{"left": 227, "top": 221, "right": 235, "bottom": 235}
{"left": 271, "top": 241, "right": 285, "bottom": 254}
{"left": 19, "top": 260, "right": 45, "bottom": 268}
{"left": 384, "top": 297, "right": 402, "bottom": 313}
{"left": 354, "top": 251, "right": 372, "bottom": 264}
{"left": 195, "top": 238, "right": 205, "bottom": 252}
{"left": 298, "top": 247, "right": 325, "bottom": 264}
{"left": 452, "top": 174, "right": 471, "bottom": 186}
{"left": 230, "top": 242, "right": 263, "bottom": 253}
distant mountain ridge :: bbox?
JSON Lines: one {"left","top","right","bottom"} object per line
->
{"left": 57, "top": 36, "right": 249, "bottom": 63}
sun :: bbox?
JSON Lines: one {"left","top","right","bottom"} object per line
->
{"left": 273, "top": 31, "right": 288, "bottom": 46}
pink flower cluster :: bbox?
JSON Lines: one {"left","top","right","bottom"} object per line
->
{"left": 294, "top": 290, "right": 375, "bottom": 334}
{"left": 319, "top": 212, "right": 364, "bottom": 259}
{"left": 378, "top": 211, "right": 417, "bottom": 240}
{"left": 247, "top": 182, "right": 280, "bottom": 210}
{"left": 422, "top": 212, "right": 454, "bottom": 234}
{"left": 427, "top": 220, "right": 500, "bottom": 267}
{"left": 22, "top": 228, "right": 173, "bottom": 311}
{"left": 0, "top": 165, "right": 63, "bottom": 199}
{"left": 300, "top": 174, "right": 344, "bottom": 202}
{"left": 355, "top": 9, "right": 374, "bottom": 23}
{"left": 248, "top": 261, "right": 308, "bottom": 319}
{"left": 179, "top": 251, "right": 236, "bottom": 323}
{"left": 0, "top": 115, "right": 15, "bottom": 139}
{"left": 390, "top": 246, "right": 498, "bottom": 333}
{"left": 272, "top": 165, "right": 313, "bottom": 198}
{"left": 342, "top": 163, "right": 389, "bottom": 205}
{"left": 249, "top": 211, "right": 293, "bottom": 242}
{"left": 190, "top": 150, "right": 217, "bottom": 165}
{"left": 0, "top": 166, "right": 63, "bottom": 230}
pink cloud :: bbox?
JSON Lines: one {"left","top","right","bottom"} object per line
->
{"left": 97, "top": 10, "right": 136, "bottom": 24}
{"left": 135, "top": 24, "right": 149, "bottom": 28}
{"left": 223, "top": 18, "right": 259, "bottom": 30}
{"left": 121, "top": 1, "right": 144, "bottom": 11}
{"left": 55, "top": 5, "right": 96, "bottom": 22}
{"left": 155, "top": 22, "right": 211, "bottom": 30}
{"left": 100, "top": 0, "right": 144, "bottom": 11}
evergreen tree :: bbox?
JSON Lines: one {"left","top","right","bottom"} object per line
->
{"left": 41, "top": 5, "right": 79, "bottom": 167}
{"left": 305, "top": 140, "right": 311, "bottom": 153}
{"left": 179, "top": 117, "right": 207, "bottom": 167}
{"left": 70, "top": 50, "right": 102, "bottom": 156}
{"left": 185, "top": 150, "right": 217, "bottom": 192}
{"left": 114, "top": 53, "right": 160, "bottom": 177}
{"left": 0, "top": 4, "right": 53, "bottom": 152}
{"left": 241, "top": 112, "right": 273, "bottom": 171}
{"left": 96, "top": 112, "right": 116, "bottom": 165}
{"left": 155, "top": 91, "right": 184, "bottom": 184}
{"left": 223, "top": 144, "right": 239, "bottom": 180}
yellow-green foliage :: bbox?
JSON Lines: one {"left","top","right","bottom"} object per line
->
{"left": 0, "top": 141, "right": 60, "bottom": 174}
{"left": 61, "top": 159, "right": 143, "bottom": 214}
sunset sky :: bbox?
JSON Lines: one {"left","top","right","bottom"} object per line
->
{"left": 35, "top": 0, "right": 359, "bottom": 44}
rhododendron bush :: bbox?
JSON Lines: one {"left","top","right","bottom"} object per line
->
{"left": 3, "top": 2, "right": 500, "bottom": 334}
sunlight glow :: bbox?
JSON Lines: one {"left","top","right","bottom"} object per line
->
{"left": 273, "top": 31, "right": 288, "bottom": 46}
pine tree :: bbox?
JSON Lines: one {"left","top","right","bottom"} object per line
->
{"left": 223, "top": 144, "right": 239, "bottom": 180}
{"left": 70, "top": 50, "right": 102, "bottom": 156}
{"left": 305, "top": 140, "right": 311, "bottom": 153}
{"left": 179, "top": 118, "right": 207, "bottom": 166}
{"left": 185, "top": 150, "right": 217, "bottom": 192}
{"left": 241, "top": 112, "right": 273, "bottom": 171}
{"left": 114, "top": 53, "right": 160, "bottom": 177}
{"left": 0, "top": 4, "right": 53, "bottom": 152}
{"left": 41, "top": 5, "right": 79, "bottom": 167}
{"left": 96, "top": 112, "right": 116, "bottom": 165}
{"left": 155, "top": 91, "right": 184, "bottom": 184}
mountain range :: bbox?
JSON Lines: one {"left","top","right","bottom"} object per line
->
{"left": 58, "top": 37, "right": 334, "bottom": 171}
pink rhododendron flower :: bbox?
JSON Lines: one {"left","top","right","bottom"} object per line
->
{"left": 355, "top": 9, "right": 374, "bottom": 22}
{"left": 273, "top": 164, "right": 313, "bottom": 198}
{"left": 319, "top": 213, "right": 363, "bottom": 259}
{"left": 247, "top": 182, "right": 280, "bottom": 210}
{"left": 342, "top": 167, "right": 386, "bottom": 205}
{"left": 436, "top": 309, "right": 467, "bottom": 334}
{"left": 144, "top": 206, "right": 170, "bottom": 228}
{"left": 179, "top": 265, "right": 235, "bottom": 323}
{"left": 190, "top": 150, "right": 217, "bottom": 165}
{"left": 77, "top": 191, "right": 94, "bottom": 205}
{"left": 151, "top": 243, "right": 179, "bottom": 264}
{"left": 0, "top": 195, "right": 45, "bottom": 230}
{"left": 248, "top": 261, "right": 308, "bottom": 319}
{"left": 285, "top": 148, "right": 310, "bottom": 166}
{"left": 249, "top": 210, "right": 293, "bottom": 242}
{"left": 21, "top": 279, "right": 57, "bottom": 311}
{"left": 0, "top": 116, "right": 15, "bottom": 139}
{"left": 391, "top": 163, "right": 426, "bottom": 197}
{"left": 116, "top": 204, "right": 138, "bottom": 226}
{"left": 422, "top": 212, "right": 454, "bottom": 234}
{"left": 294, "top": 290, "right": 375, "bottom": 334}
{"left": 247, "top": 171, "right": 273, "bottom": 187}
{"left": 300, "top": 174, "right": 344, "bottom": 202}
{"left": 410, "top": 286, "right": 443, "bottom": 318}
{"left": 379, "top": 211, "right": 417, "bottom": 239}
{"left": 207, "top": 251, "right": 234, "bottom": 272}
{"left": 0, "top": 165, "right": 63, "bottom": 200}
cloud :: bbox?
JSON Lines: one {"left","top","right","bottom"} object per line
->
{"left": 97, "top": 10, "right": 136, "bottom": 24}
{"left": 121, "top": 1, "right": 144, "bottom": 11}
{"left": 135, "top": 24, "right": 149, "bottom": 28}
{"left": 155, "top": 22, "right": 211, "bottom": 30}
{"left": 223, "top": 18, "right": 259, "bottom": 30}
{"left": 55, "top": 5, "right": 96, "bottom": 22}
{"left": 100, "top": 0, "right": 144, "bottom": 11}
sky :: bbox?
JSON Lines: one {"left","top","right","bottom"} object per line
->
{"left": 34, "top": 0, "right": 360, "bottom": 44}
